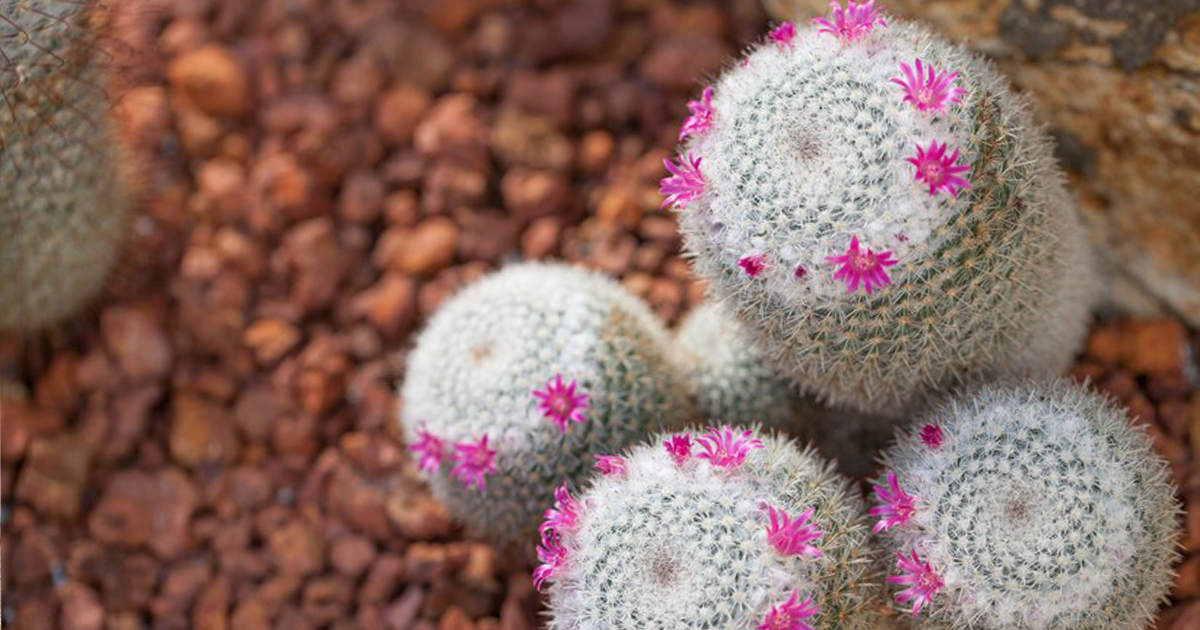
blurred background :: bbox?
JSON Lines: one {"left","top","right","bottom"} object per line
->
{"left": 1, "top": 1, "right": 1198, "bottom": 629}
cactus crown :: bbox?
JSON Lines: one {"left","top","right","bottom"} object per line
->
{"left": 400, "top": 263, "right": 695, "bottom": 554}
{"left": 541, "top": 428, "right": 884, "bottom": 630}
{"left": 670, "top": 11, "right": 1095, "bottom": 414}
{"left": 872, "top": 380, "right": 1180, "bottom": 629}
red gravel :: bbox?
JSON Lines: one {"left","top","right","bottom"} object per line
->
{"left": 2, "top": 1, "right": 1198, "bottom": 629}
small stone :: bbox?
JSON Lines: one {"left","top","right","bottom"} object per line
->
{"left": 193, "top": 578, "right": 231, "bottom": 630}
{"left": 489, "top": 108, "right": 574, "bottom": 171}
{"left": 243, "top": 319, "right": 302, "bottom": 365}
{"left": 551, "top": 0, "right": 614, "bottom": 58}
{"left": 387, "top": 491, "right": 452, "bottom": 540}
{"left": 578, "top": 130, "right": 614, "bottom": 174}
{"left": 88, "top": 468, "right": 198, "bottom": 559}
{"left": 59, "top": 582, "right": 104, "bottom": 630}
{"left": 350, "top": 274, "right": 418, "bottom": 338}
{"left": 595, "top": 186, "right": 642, "bottom": 229}
{"left": 1173, "top": 554, "right": 1200, "bottom": 599}
{"left": 384, "top": 586, "right": 424, "bottom": 628}
{"left": 376, "top": 85, "right": 433, "bottom": 146}
{"left": 504, "top": 71, "right": 576, "bottom": 128}
{"left": 1085, "top": 324, "right": 1122, "bottom": 364}
{"left": 501, "top": 168, "right": 570, "bottom": 220}
{"left": 102, "top": 304, "right": 173, "bottom": 381}
{"left": 414, "top": 94, "right": 489, "bottom": 159}
{"left": 331, "top": 535, "right": 376, "bottom": 578}
{"left": 375, "top": 218, "right": 459, "bottom": 276}
{"left": 338, "top": 171, "right": 385, "bottom": 224}
{"left": 405, "top": 543, "right": 450, "bottom": 584}
{"left": 169, "top": 394, "right": 240, "bottom": 468}
{"left": 640, "top": 34, "right": 730, "bottom": 90}
{"left": 1121, "top": 319, "right": 1187, "bottom": 374}
{"left": 301, "top": 577, "right": 353, "bottom": 625}
{"left": 521, "top": 217, "right": 561, "bottom": 260}
{"left": 332, "top": 53, "right": 384, "bottom": 107}
{"left": 438, "top": 607, "right": 474, "bottom": 630}
{"left": 15, "top": 432, "right": 91, "bottom": 521}
{"left": 230, "top": 599, "right": 271, "bottom": 630}
{"left": 168, "top": 44, "right": 250, "bottom": 118}
{"left": 267, "top": 519, "right": 324, "bottom": 576}
{"left": 361, "top": 553, "right": 406, "bottom": 603}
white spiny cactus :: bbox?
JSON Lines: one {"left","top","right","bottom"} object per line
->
{"left": 538, "top": 427, "right": 885, "bottom": 629}
{"left": 667, "top": 3, "right": 1096, "bottom": 415}
{"left": 399, "top": 263, "right": 695, "bottom": 556}
{"left": 870, "top": 379, "right": 1179, "bottom": 629}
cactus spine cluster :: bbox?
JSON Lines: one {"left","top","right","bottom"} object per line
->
{"left": 1, "top": 0, "right": 130, "bottom": 331}
{"left": 672, "top": 300, "right": 811, "bottom": 432}
{"left": 669, "top": 11, "right": 1096, "bottom": 415}
{"left": 400, "top": 263, "right": 695, "bottom": 555}
{"left": 540, "top": 428, "right": 884, "bottom": 629}
{"left": 872, "top": 380, "right": 1179, "bottom": 629}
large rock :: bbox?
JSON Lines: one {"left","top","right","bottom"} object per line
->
{"left": 765, "top": 0, "right": 1200, "bottom": 326}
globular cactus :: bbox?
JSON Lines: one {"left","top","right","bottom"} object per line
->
{"left": 869, "top": 380, "right": 1179, "bottom": 629}
{"left": 537, "top": 426, "right": 885, "bottom": 630}
{"left": 1, "top": 0, "right": 131, "bottom": 331}
{"left": 666, "top": 1, "right": 1096, "bottom": 415}
{"left": 400, "top": 262, "right": 696, "bottom": 556}
{"left": 672, "top": 300, "right": 810, "bottom": 432}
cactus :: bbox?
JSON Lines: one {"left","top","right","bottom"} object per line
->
{"left": 400, "top": 262, "right": 696, "bottom": 556}
{"left": 870, "top": 379, "right": 1179, "bottom": 629}
{"left": 672, "top": 300, "right": 810, "bottom": 431}
{"left": 536, "top": 427, "right": 885, "bottom": 629}
{"left": 667, "top": 2, "right": 1096, "bottom": 415}
{"left": 0, "top": 0, "right": 131, "bottom": 331}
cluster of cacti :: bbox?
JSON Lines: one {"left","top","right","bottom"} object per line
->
{"left": 870, "top": 379, "right": 1179, "bottom": 629}
{"left": 400, "top": 262, "right": 696, "bottom": 555}
{"left": 665, "top": 0, "right": 1097, "bottom": 415}
{"left": 536, "top": 427, "right": 884, "bottom": 629}
{"left": 0, "top": 0, "right": 131, "bottom": 331}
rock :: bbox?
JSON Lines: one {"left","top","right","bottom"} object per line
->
{"left": 387, "top": 490, "right": 452, "bottom": 540}
{"left": 266, "top": 519, "right": 324, "bottom": 576}
{"left": 438, "top": 607, "right": 474, "bottom": 630}
{"left": 59, "top": 582, "right": 104, "bottom": 630}
{"left": 521, "top": 217, "right": 561, "bottom": 260}
{"left": 331, "top": 535, "right": 376, "bottom": 578}
{"left": 363, "top": 21, "right": 455, "bottom": 90}
{"left": 88, "top": 468, "right": 198, "bottom": 559}
{"left": 384, "top": 587, "right": 424, "bottom": 629}
{"left": 243, "top": 319, "right": 302, "bottom": 365}
{"left": 414, "top": 95, "right": 490, "bottom": 161}
{"left": 503, "top": 71, "right": 576, "bottom": 128}
{"left": 551, "top": 0, "right": 614, "bottom": 57}
{"left": 168, "top": 44, "right": 251, "bottom": 118}
{"left": 338, "top": 171, "right": 385, "bottom": 224}
{"left": 102, "top": 304, "right": 174, "bottom": 381}
{"left": 193, "top": 578, "right": 231, "bottom": 630}
{"left": 1174, "top": 554, "right": 1200, "bottom": 600}
{"left": 169, "top": 394, "right": 240, "bottom": 468}
{"left": 374, "top": 218, "right": 459, "bottom": 276}
{"left": 1121, "top": 319, "right": 1187, "bottom": 375}
{"left": 301, "top": 577, "right": 353, "bottom": 625}
{"left": 489, "top": 108, "right": 574, "bottom": 171}
{"left": 501, "top": 168, "right": 571, "bottom": 220}
{"left": 15, "top": 432, "right": 91, "bottom": 521}
{"left": 361, "top": 553, "right": 406, "bottom": 603}
{"left": 639, "top": 34, "right": 731, "bottom": 90}
{"left": 350, "top": 274, "right": 418, "bottom": 338}
{"left": 376, "top": 85, "right": 432, "bottom": 146}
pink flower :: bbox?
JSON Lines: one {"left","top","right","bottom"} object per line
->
{"left": 594, "top": 454, "right": 627, "bottom": 476}
{"left": 660, "top": 151, "right": 706, "bottom": 210}
{"left": 813, "top": 1, "right": 887, "bottom": 42}
{"left": 919, "top": 424, "right": 944, "bottom": 448}
{"left": 794, "top": 265, "right": 807, "bottom": 280}
{"left": 758, "top": 591, "right": 820, "bottom": 630}
{"left": 533, "top": 532, "right": 567, "bottom": 591}
{"left": 764, "top": 505, "right": 823, "bottom": 558}
{"left": 532, "top": 374, "right": 590, "bottom": 433}
{"left": 679, "top": 86, "right": 715, "bottom": 140}
{"left": 907, "top": 140, "right": 971, "bottom": 197}
{"left": 890, "top": 58, "right": 965, "bottom": 113}
{"left": 825, "top": 236, "right": 899, "bottom": 295}
{"left": 695, "top": 426, "right": 764, "bottom": 469}
{"left": 409, "top": 425, "right": 444, "bottom": 473}
{"left": 450, "top": 435, "right": 497, "bottom": 492}
{"left": 870, "top": 470, "right": 916, "bottom": 533}
{"left": 888, "top": 550, "right": 943, "bottom": 617}
{"left": 664, "top": 433, "right": 692, "bottom": 465}
{"left": 539, "top": 484, "right": 581, "bottom": 539}
{"left": 769, "top": 21, "right": 796, "bottom": 47}
{"left": 739, "top": 254, "right": 766, "bottom": 277}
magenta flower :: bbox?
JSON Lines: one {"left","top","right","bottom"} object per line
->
{"left": 907, "top": 140, "right": 971, "bottom": 197}
{"left": 664, "top": 433, "right": 692, "bottom": 466}
{"left": 826, "top": 236, "right": 899, "bottom": 295}
{"left": 758, "top": 591, "right": 820, "bottom": 630}
{"left": 533, "top": 531, "right": 567, "bottom": 591}
{"left": 739, "top": 254, "right": 766, "bottom": 277}
{"left": 539, "top": 484, "right": 581, "bottom": 539}
{"left": 679, "top": 86, "right": 715, "bottom": 140}
{"left": 408, "top": 424, "right": 444, "bottom": 473}
{"left": 594, "top": 454, "right": 627, "bottom": 476}
{"left": 533, "top": 374, "right": 590, "bottom": 433}
{"left": 891, "top": 59, "right": 965, "bottom": 113}
{"left": 450, "top": 435, "right": 497, "bottom": 492}
{"left": 919, "top": 424, "right": 944, "bottom": 448}
{"left": 794, "top": 265, "right": 807, "bottom": 280}
{"left": 870, "top": 470, "right": 916, "bottom": 533}
{"left": 813, "top": 1, "right": 887, "bottom": 42}
{"left": 888, "top": 550, "right": 943, "bottom": 617}
{"left": 769, "top": 21, "right": 796, "bottom": 47}
{"left": 660, "top": 151, "right": 706, "bottom": 210}
{"left": 696, "top": 426, "right": 764, "bottom": 469}
{"left": 764, "top": 505, "right": 823, "bottom": 558}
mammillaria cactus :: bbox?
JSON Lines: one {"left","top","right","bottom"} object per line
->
{"left": 400, "top": 263, "right": 695, "bottom": 555}
{"left": 870, "top": 380, "right": 1179, "bottom": 629}
{"left": 1, "top": 0, "right": 131, "bottom": 331}
{"left": 673, "top": 301, "right": 810, "bottom": 431}
{"left": 667, "top": 1, "right": 1096, "bottom": 415}
{"left": 538, "top": 426, "right": 885, "bottom": 629}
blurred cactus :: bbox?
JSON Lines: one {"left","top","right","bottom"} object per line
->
{"left": 872, "top": 380, "right": 1179, "bottom": 628}
{"left": 400, "top": 263, "right": 696, "bottom": 556}
{"left": 667, "top": 4, "right": 1096, "bottom": 415}
{"left": 1, "top": 0, "right": 131, "bottom": 331}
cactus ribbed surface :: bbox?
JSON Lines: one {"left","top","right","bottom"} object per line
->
{"left": 670, "top": 11, "right": 1096, "bottom": 415}
{"left": 872, "top": 380, "right": 1179, "bottom": 629}
{"left": 1, "top": 0, "right": 130, "bottom": 331}
{"left": 399, "top": 263, "right": 695, "bottom": 556}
